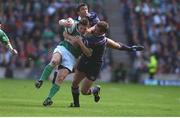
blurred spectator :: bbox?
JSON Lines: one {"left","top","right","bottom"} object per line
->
{"left": 121, "top": 0, "right": 180, "bottom": 75}
{"left": 0, "top": 48, "right": 11, "bottom": 66}
{"left": 147, "top": 54, "right": 158, "bottom": 79}
{"left": 111, "top": 62, "right": 127, "bottom": 83}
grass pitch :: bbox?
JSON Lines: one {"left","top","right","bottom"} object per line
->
{"left": 0, "top": 78, "right": 180, "bottom": 116}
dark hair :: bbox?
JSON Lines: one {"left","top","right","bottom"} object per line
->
{"left": 76, "top": 3, "right": 88, "bottom": 12}
{"left": 79, "top": 18, "right": 89, "bottom": 26}
{"left": 97, "top": 21, "right": 109, "bottom": 33}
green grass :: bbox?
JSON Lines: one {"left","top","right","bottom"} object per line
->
{"left": 0, "top": 79, "right": 180, "bottom": 116}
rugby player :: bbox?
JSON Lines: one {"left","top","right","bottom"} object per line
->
{"left": 0, "top": 22, "right": 18, "bottom": 55}
{"left": 68, "top": 21, "right": 143, "bottom": 107}
{"left": 35, "top": 18, "right": 91, "bottom": 106}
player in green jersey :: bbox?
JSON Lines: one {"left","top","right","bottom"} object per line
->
{"left": 35, "top": 18, "right": 92, "bottom": 106}
{"left": 0, "top": 23, "right": 18, "bottom": 55}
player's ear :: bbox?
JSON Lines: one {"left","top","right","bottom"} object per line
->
{"left": 77, "top": 11, "right": 80, "bottom": 16}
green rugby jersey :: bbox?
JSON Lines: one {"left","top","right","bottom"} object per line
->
{"left": 59, "top": 19, "right": 82, "bottom": 58}
{"left": 0, "top": 29, "right": 9, "bottom": 45}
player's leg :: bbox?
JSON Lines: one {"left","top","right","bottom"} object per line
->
{"left": 35, "top": 52, "right": 61, "bottom": 89}
{"left": 70, "top": 69, "right": 86, "bottom": 107}
{"left": 52, "top": 65, "right": 61, "bottom": 84}
{"left": 81, "top": 78, "right": 101, "bottom": 102}
{"left": 43, "top": 68, "right": 70, "bottom": 106}
{"left": 80, "top": 61, "right": 102, "bottom": 102}
{"left": 43, "top": 46, "right": 76, "bottom": 106}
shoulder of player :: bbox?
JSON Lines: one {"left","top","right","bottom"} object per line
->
{"left": 73, "top": 19, "right": 79, "bottom": 23}
{"left": 0, "top": 28, "right": 6, "bottom": 35}
{"left": 88, "top": 12, "right": 98, "bottom": 19}
{"left": 85, "top": 35, "right": 106, "bottom": 44}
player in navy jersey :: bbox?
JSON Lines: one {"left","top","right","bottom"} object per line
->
{"left": 68, "top": 21, "right": 144, "bottom": 107}
{"left": 76, "top": 3, "right": 100, "bottom": 27}
{"left": 52, "top": 3, "right": 100, "bottom": 86}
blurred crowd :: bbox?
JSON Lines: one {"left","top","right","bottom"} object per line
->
{"left": 122, "top": 0, "right": 180, "bottom": 75}
{"left": 0, "top": 0, "right": 107, "bottom": 74}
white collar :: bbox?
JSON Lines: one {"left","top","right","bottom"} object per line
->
{"left": 78, "top": 16, "right": 81, "bottom": 21}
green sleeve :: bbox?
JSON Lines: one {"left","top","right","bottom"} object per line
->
{"left": 0, "top": 29, "right": 9, "bottom": 45}
{"left": 65, "top": 19, "right": 78, "bottom": 34}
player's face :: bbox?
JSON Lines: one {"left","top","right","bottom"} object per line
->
{"left": 78, "top": 25, "right": 88, "bottom": 35}
{"left": 78, "top": 6, "right": 88, "bottom": 17}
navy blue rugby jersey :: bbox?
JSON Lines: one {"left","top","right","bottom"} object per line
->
{"left": 82, "top": 34, "right": 107, "bottom": 62}
{"left": 77, "top": 12, "right": 100, "bottom": 26}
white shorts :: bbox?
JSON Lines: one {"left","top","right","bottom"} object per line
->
{"left": 53, "top": 45, "right": 76, "bottom": 72}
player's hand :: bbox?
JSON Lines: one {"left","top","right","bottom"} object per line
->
{"left": 64, "top": 18, "right": 73, "bottom": 27}
{"left": 131, "top": 45, "right": 144, "bottom": 51}
{"left": 11, "top": 49, "right": 18, "bottom": 55}
{"left": 72, "top": 36, "right": 83, "bottom": 46}
{"left": 74, "top": 36, "right": 82, "bottom": 43}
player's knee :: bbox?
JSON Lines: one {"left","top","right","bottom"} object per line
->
{"left": 55, "top": 74, "right": 66, "bottom": 84}
{"left": 50, "top": 59, "right": 59, "bottom": 67}
{"left": 72, "top": 79, "right": 80, "bottom": 88}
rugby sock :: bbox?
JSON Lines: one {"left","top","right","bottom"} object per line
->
{"left": 39, "top": 64, "right": 54, "bottom": 81}
{"left": 48, "top": 84, "right": 60, "bottom": 99}
{"left": 71, "top": 86, "right": 80, "bottom": 106}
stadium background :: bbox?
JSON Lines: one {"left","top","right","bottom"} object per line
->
{"left": 0, "top": 0, "right": 180, "bottom": 117}
{"left": 0, "top": 0, "right": 179, "bottom": 83}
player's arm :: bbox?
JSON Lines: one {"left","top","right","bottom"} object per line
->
{"left": 106, "top": 38, "right": 132, "bottom": 51}
{"left": 59, "top": 18, "right": 76, "bottom": 42}
{"left": 86, "top": 26, "right": 95, "bottom": 34}
{"left": 0, "top": 31, "right": 18, "bottom": 55}
{"left": 75, "top": 36, "right": 92, "bottom": 57}
{"left": 65, "top": 34, "right": 92, "bottom": 57}
{"left": 106, "top": 38, "right": 144, "bottom": 51}
{"left": 63, "top": 32, "right": 93, "bottom": 57}
{"left": 58, "top": 18, "right": 73, "bottom": 27}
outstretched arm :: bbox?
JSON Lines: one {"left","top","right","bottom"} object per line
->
{"left": 106, "top": 38, "right": 132, "bottom": 51}
{"left": 106, "top": 38, "right": 144, "bottom": 51}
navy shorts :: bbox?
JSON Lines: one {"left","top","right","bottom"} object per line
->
{"left": 77, "top": 57, "right": 102, "bottom": 81}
